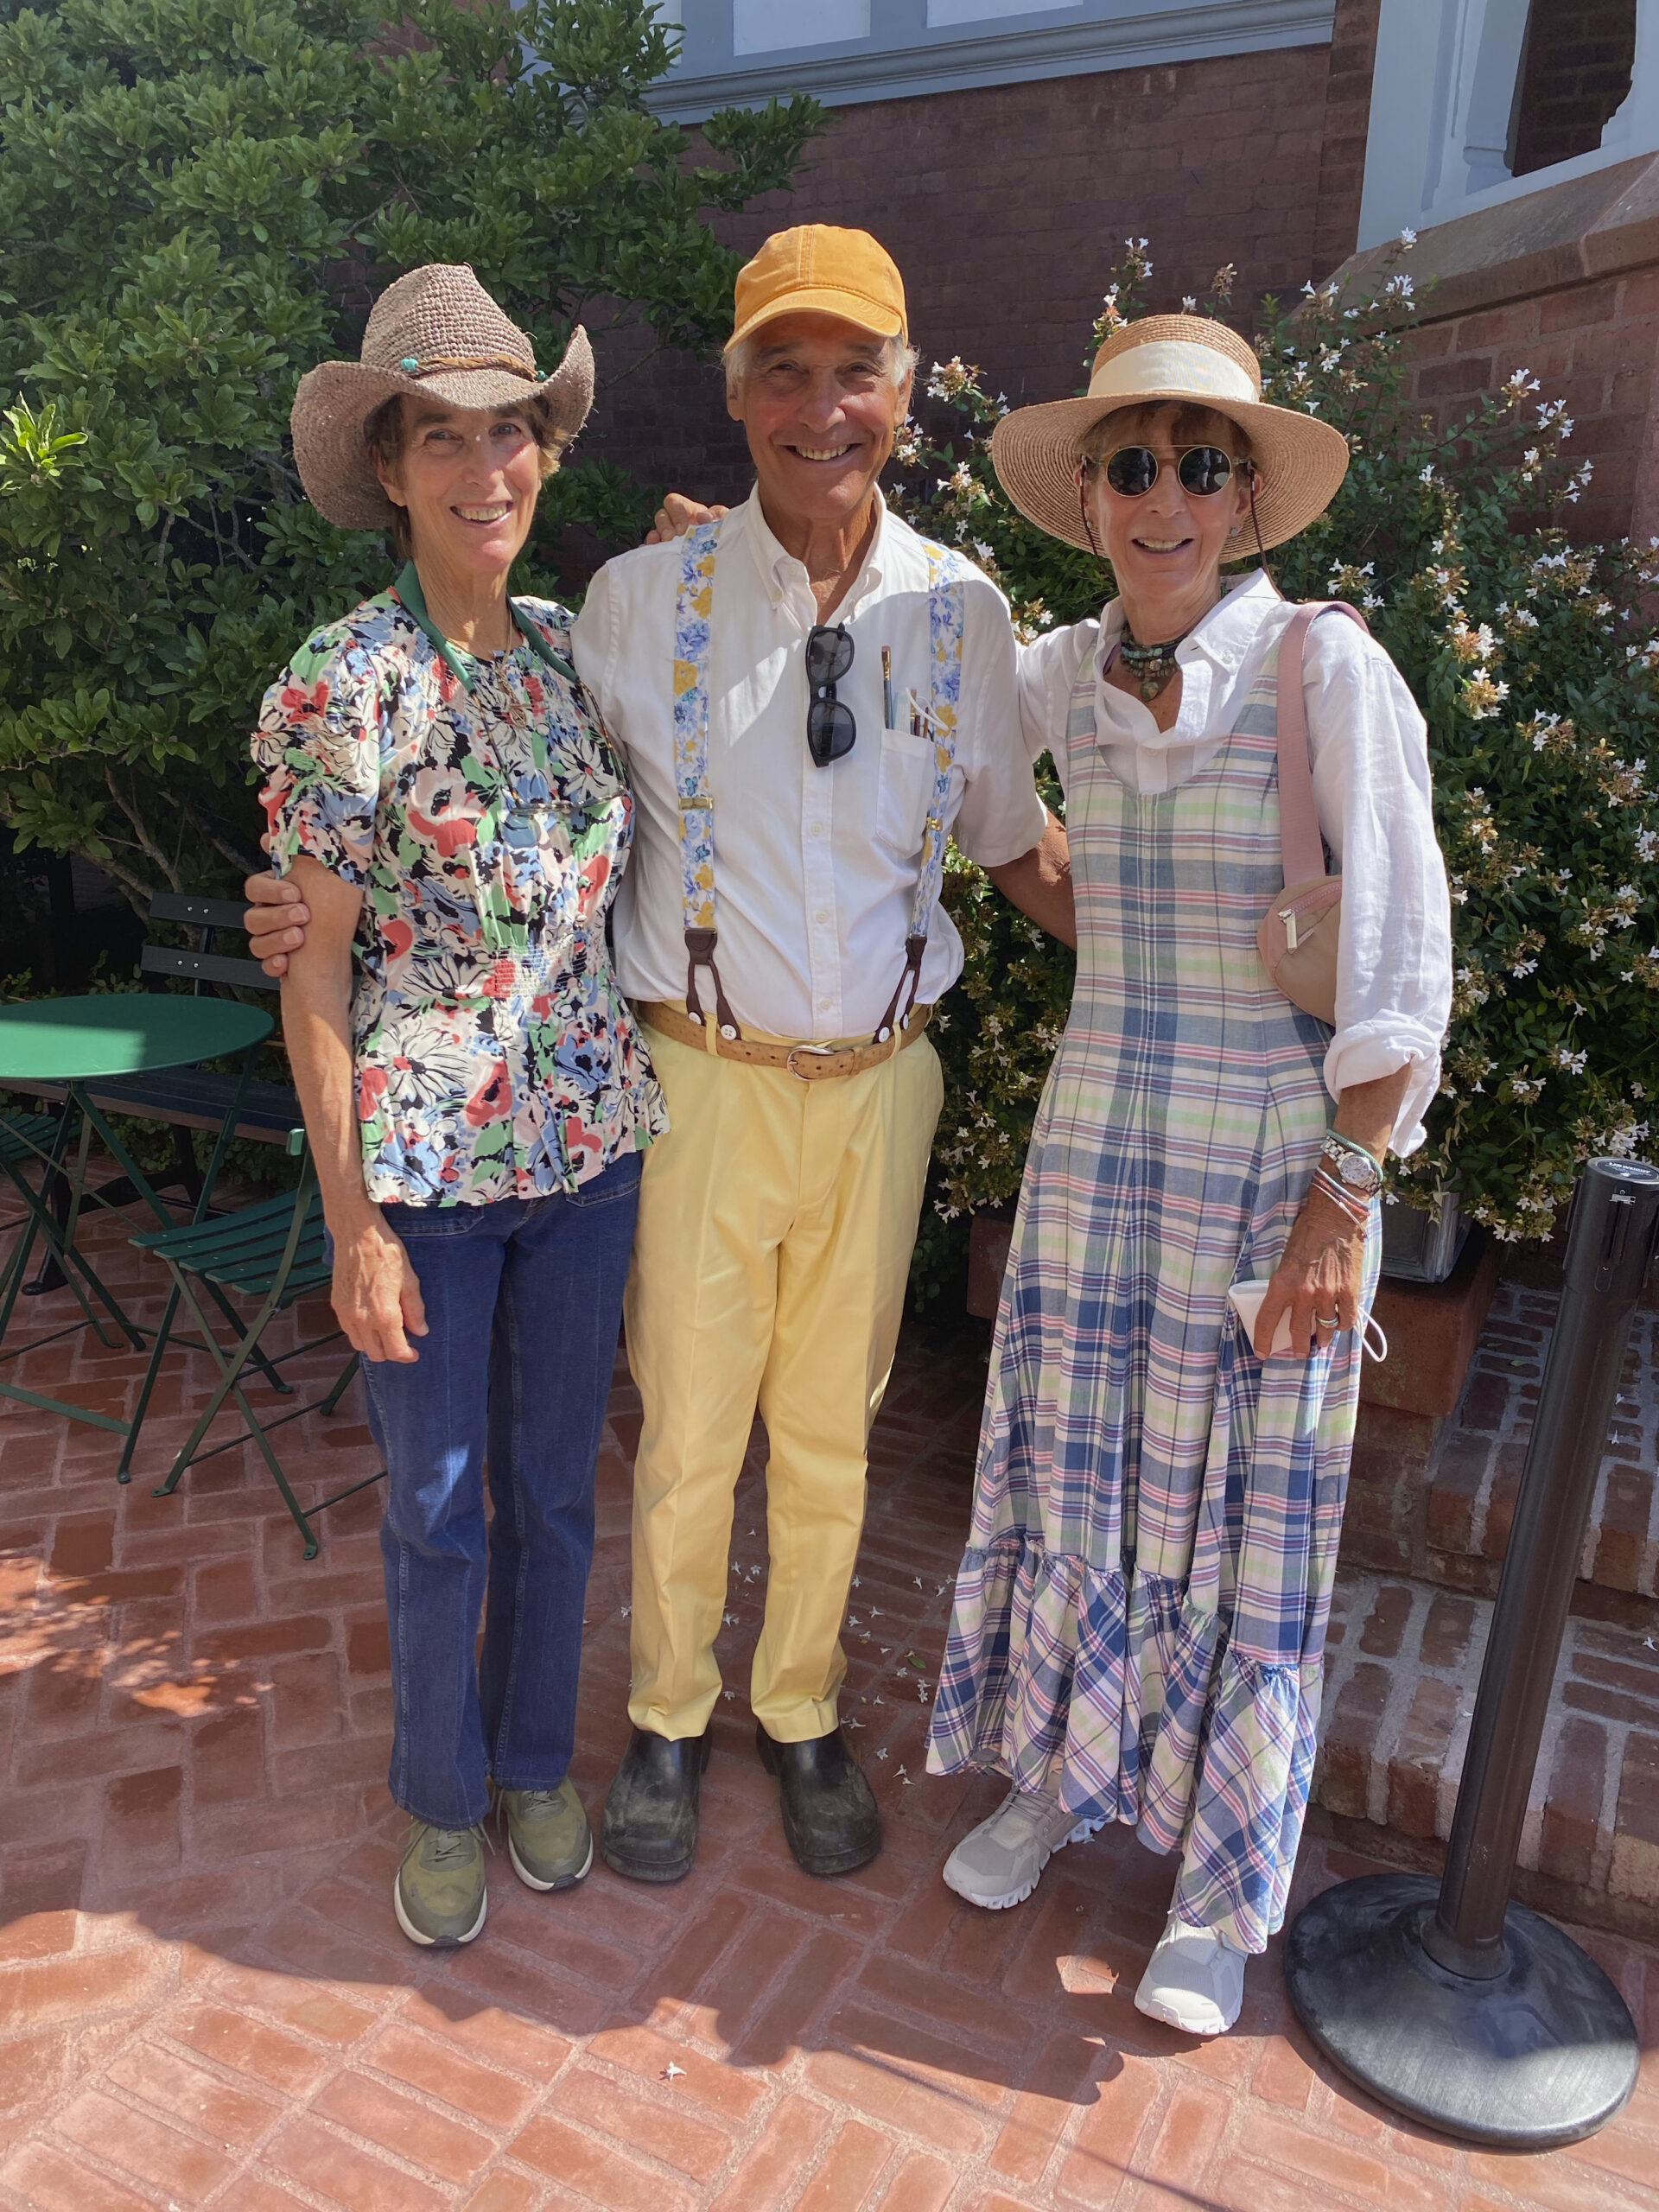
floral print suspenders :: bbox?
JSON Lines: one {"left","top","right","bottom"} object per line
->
{"left": 671, "top": 525, "right": 733, "bottom": 1034}
{"left": 671, "top": 519, "right": 965, "bottom": 1046}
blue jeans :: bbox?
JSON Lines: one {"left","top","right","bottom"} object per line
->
{"left": 356, "top": 1154, "right": 641, "bottom": 1828}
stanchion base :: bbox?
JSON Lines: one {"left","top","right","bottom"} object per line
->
{"left": 1284, "top": 1873, "right": 1637, "bottom": 2148}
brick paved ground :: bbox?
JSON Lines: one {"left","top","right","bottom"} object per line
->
{"left": 0, "top": 1202, "right": 1656, "bottom": 2210}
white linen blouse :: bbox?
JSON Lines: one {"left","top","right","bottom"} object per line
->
{"left": 1017, "top": 569, "right": 1452, "bottom": 1155}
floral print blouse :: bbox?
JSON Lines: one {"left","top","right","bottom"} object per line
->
{"left": 252, "top": 569, "right": 667, "bottom": 1207}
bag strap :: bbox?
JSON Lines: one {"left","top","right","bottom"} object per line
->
{"left": 1274, "top": 600, "right": 1370, "bottom": 887}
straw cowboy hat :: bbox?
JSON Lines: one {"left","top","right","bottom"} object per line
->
{"left": 290, "top": 263, "right": 594, "bottom": 531}
{"left": 990, "top": 314, "right": 1349, "bottom": 554}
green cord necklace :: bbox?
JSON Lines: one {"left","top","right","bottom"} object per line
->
{"left": 1117, "top": 629, "right": 1187, "bottom": 702}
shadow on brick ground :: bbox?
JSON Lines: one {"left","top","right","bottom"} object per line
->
{"left": 1, "top": 1204, "right": 1656, "bottom": 2209}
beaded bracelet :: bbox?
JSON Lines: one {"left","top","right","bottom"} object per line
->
{"left": 1309, "top": 1166, "right": 1370, "bottom": 1229}
{"left": 1312, "top": 1162, "right": 1368, "bottom": 1210}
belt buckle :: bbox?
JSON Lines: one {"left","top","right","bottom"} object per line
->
{"left": 785, "top": 1039, "right": 840, "bottom": 1083}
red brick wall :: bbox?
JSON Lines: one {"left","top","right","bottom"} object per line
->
{"left": 1511, "top": 0, "right": 1637, "bottom": 180}
{"left": 1313, "top": 0, "right": 1382, "bottom": 280}
{"left": 1403, "top": 263, "right": 1659, "bottom": 544}
{"left": 583, "top": 12, "right": 1381, "bottom": 507}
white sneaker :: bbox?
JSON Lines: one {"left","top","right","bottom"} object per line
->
{"left": 1134, "top": 1910, "right": 1247, "bottom": 2036}
{"left": 942, "top": 1785, "right": 1101, "bottom": 1910}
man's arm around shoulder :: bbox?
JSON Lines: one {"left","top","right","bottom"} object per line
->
{"left": 985, "top": 812, "right": 1075, "bottom": 949}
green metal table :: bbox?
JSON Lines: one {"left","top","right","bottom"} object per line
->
{"left": 0, "top": 995, "right": 273, "bottom": 1436}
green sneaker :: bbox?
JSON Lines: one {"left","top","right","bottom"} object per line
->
{"left": 496, "top": 1779, "right": 594, "bottom": 1892}
{"left": 393, "top": 1821, "right": 488, "bottom": 1948}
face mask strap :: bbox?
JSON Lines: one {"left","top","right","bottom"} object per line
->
{"left": 1249, "top": 467, "right": 1269, "bottom": 571}
{"left": 1075, "top": 463, "right": 1103, "bottom": 559}
{"left": 1222, "top": 457, "right": 1268, "bottom": 572}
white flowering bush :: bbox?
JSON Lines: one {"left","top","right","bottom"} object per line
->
{"left": 895, "top": 241, "right": 1658, "bottom": 1294}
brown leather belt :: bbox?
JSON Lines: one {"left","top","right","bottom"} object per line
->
{"left": 637, "top": 1000, "right": 933, "bottom": 1082}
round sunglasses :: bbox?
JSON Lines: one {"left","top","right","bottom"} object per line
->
{"left": 1092, "top": 445, "right": 1249, "bottom": 499}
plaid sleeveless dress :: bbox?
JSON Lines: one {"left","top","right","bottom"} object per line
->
{"left": 927, "top": 632, "right": 1380, "bottom": 1955}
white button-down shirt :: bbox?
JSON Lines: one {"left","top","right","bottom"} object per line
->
{"left": 1017, "top": 569, "right": 1452, "bottom": 1154}
{"left": 572, "top": 491, "right": 1048, "bottom": 1039}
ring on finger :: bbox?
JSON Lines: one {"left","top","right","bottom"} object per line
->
{"left": 1315, "top": 1312, "right": 1340, "bottom": 1328}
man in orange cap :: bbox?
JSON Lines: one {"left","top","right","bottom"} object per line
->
{"left": 245, "top": 225, "right": 1070, "bottom": 1885}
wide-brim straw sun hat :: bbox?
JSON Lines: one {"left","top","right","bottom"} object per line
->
{"left": 990, "top": 314, "right": 1349, "bottom": 554}
{"left": 290, "top": 263, "right": 594, "bottom": 531}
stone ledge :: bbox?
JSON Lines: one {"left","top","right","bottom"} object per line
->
{"left": 1325, "top": 151, "right": 1659, "bottom": 321}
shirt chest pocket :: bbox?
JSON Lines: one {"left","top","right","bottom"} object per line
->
{"left": 875, "top": 728, "right": 936, "bottom": 861}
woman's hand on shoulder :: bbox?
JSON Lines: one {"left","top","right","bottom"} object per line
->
{"left": 645, "top": 493, "right": 727, "bottom": 543}
{"left": 330, "top": 1210, "right": 428, "bottom": 1363}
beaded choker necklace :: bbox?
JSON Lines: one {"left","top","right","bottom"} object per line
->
{"left": 1117, "top": 629, "right": 1187, "bottom": 702}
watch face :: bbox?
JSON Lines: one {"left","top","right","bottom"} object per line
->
{"left": 1338, "top": 1149, "right": 1379, "bottom": 1190}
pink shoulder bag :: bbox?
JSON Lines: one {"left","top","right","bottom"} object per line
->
{"left": 1255, "top": 600, "right": 1370, "bottom": 1027}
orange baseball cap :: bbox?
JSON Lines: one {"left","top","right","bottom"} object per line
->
{"left": 728, "top": 225, "right": 908, "bottom": 350}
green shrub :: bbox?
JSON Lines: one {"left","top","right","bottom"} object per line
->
{"left": 0, "top": 0, "right": 819, "bottom": 906}
{"left": 893, "top": 242, "right": 1658, "bottom": 1286}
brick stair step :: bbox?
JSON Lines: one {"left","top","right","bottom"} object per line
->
{"left": 1341, "top": 1283, "right": 1659, "bottom": 1630}
{"left": 1422, "top": 1292, "right": 1657, "bottom": 1617}
{"left": 1316, "top": 1568, "right": 1659, "bottom": 1940}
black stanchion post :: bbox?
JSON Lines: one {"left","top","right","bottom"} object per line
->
{"left": 1284, "top": 1157, "right": 1659, "bottom": 2149}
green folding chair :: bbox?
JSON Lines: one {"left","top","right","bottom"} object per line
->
{"left": 126, "top": 1132, "right": 385, "bottom": 1558}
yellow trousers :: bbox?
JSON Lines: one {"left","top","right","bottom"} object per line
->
{"left": 622, "top": 1023, "right": 943, "bottom": 1742}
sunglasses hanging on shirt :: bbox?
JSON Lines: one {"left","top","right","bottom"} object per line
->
{"left": 1100, "top": 444, "right": 1246, "bottom": 499}
{"left": 805, "top": 621, "right": 855, "bottom": 766}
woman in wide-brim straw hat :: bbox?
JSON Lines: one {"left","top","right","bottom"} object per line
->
{"left": 925, "top": 314, "right": 1452, "bottom": 2033}
{"left": 251, "top": 264, "right": 665, "bottom": 1948}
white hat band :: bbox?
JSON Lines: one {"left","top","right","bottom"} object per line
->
{"left": 1088, "top": 340, "right": 1259, "bottom": 406}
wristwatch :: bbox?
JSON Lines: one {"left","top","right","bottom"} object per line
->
{"left": 1321, "top": 1133, "right": 1382, "bottom": 1198}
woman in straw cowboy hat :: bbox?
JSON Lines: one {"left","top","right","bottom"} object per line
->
{"left": 252, "top": 264, "right": 665, "bottom": 1948}
{"left": 925, "top": 315, "right": 1452, "bottom": 2033}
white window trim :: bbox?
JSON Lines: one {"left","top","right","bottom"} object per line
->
{"left": 647, "top": 0, "right": 1335, "bottom": 115}
{"left": 1357, "top": 0, "right": 1657, "bottom": 249}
